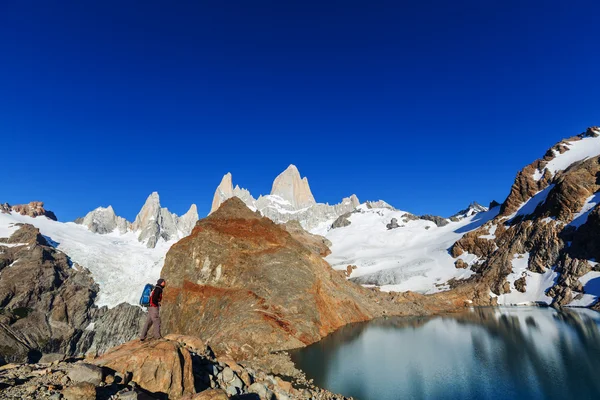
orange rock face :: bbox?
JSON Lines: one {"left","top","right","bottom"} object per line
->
{"left": 160, "top": 198, "right": 392, "bottom": 358}
{"left": 7, "top": 201, "right": 57, "bottom": 220}
{"left": 92, "top": 339, "right": 196, "bottom": 399}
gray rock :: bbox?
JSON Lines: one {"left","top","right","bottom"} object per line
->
{"left": 39, "top": 353, "right": 65, "bottom": 364}
{"left": 331, "top": 213, "right": 352, "bottom": 229}
{"left": 419, "top": 214, "right": 449, "bottom": 227}
{"left": 249, "top": 382, "right": 271, "bottom": 399}
{"left": 386, "top": 218, "right": 400, "bottom": 230}
{"left": 221, "top": 366, "right": 235, "bottom": 383}
{"left": 0, "top": 225, "right": 98, "bottom": 363}
{"left": 76, "top": 303, "right": 145, "bottom": 356}
{"left": 67, "top": 363, "right": 103, "bottom": 385}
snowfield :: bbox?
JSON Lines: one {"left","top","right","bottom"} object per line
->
{"left": 317, "top": 205, "right": 500, "bottom": 294}
{"left": 0, "top": 212, "right": 172, "bottom": 308}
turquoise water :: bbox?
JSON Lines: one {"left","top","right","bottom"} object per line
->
{"left": 291, "top": 307, "right": 600, "bottom": 400}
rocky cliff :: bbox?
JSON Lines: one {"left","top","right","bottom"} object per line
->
{"left": 0, "top": 223, "right": 146, "bottom": 363}
{"left": 77, "top": 192, "right": 199, "bottom": 248}
{"left": 209, "top": 165, "right": 359, "bottom": 232}
{"left": 270, "top": 165, "right": 316, "bottom": 209}
{"left": 451, "top": 126, "right": 600, "bottom": 306}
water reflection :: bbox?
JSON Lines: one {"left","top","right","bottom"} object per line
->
{"left": 291, "top": 307, "right": 600, "bottom": 400}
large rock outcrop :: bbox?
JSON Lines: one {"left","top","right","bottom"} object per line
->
{"left": 160, "top": 198, "right": 405, "bottom": 358}
{"left": 0, "top": 201, "right": 57, "bottom": 220}
{"left": 0, "top": 224, "right": 98, "bottom": 363}
{"left": 0, "top": 223, "right": 147, "bottom": 363}
{"left": 77, "top": 192, "right": 199, "bottom": 248}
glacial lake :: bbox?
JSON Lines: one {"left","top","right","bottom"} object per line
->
{"left": 291, "top": 307, "right": 600, "bottom": 400}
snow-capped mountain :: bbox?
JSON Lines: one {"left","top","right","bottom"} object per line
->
{"left": 76, "top": 192, "right": 198, "bottom": 248}
{"left": 320, "top": 126, "right": 600, "bottom": 308}
{"left": 0, "top": 209, "right": 169, "bottom": 308}
{"left": 320, "top": 203, "right": 498, "bottom": 293}
{"left": 450, "top": 202, "right": 489, "bottom": 221}
{"left": 210, "top": 165, "right": 360, "bottom": 231}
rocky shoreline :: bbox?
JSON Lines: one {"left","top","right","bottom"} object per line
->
{"left": 0, "top": 334, "right": 354, "bottom": 400}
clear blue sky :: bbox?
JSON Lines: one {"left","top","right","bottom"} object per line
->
{"left": 1, "top": 0, "right": 599, "bottom": 221}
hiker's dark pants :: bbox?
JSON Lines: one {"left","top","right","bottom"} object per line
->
{"left": 140, "top": 306, "right": 161, "bottom": 339}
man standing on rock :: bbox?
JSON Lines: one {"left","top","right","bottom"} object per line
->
{"left": 140, "top": 278, "right": 166, "bottom": 341}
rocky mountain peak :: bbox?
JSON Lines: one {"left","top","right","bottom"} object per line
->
{"left": 81, "top": 205, "right": 130, "bottom": 234}
{"left": 270, "top": 164, "right": 316, "bottom": 209}
{"left": 77, "top": 192, "right": 198, "bottom": 248}
{"left": 211, "top": 173, "right": 235, "bottom": 213}
{"left": 451, "top": 201, "right": 488, "bottom": 220}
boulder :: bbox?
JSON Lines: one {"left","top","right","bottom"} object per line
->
{"left": 67, "top": 363, "right": 103, "bottom": 385}
{"left": 92, "top": 338, "right": 196, "bottom": 399}
{"left": 331, "top": 213, "right": 351, "bottom": 229}
{"left": 386, "top": 218, "right": 400, "bottom": 230}
{"left": 61, "top": 382, "right": 96, "bottom": 400}
{"left": 185, "top": 389, "right": 229, "bottom": 400}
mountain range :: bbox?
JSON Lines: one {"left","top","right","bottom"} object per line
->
{"left": 1, "top": 125, "right": 600, "bottom": 372}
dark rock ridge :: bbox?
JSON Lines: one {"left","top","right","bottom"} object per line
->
{"left": 0, "top": 201, "right": 57, "bottom": 220}
{"left": 159, "top": 197, "right": 460, "bottom": 359}
{"left": 419, "top": 214, "right": 449, "bottom": 227}
{"left": 0, "top": 224, "right": 143, "bottom": 364}
{"left": 331, "top": 212, "right": 352, "bottom": 229}
{"left": 450, "top": 127, "right": 600, "bottom": 307}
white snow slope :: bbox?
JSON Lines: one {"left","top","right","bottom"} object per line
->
{"left": 317, "top": 205, "right": 500, "bottom": 294}
{"left": 533, "top": 132, "right": 600, "bottom": 181}
{"left": 0, "top": 212, "right": 171, "bottom": 308}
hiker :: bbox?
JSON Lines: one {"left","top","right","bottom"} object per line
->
{"left": 140, "top": 278, "right": 166, "bottom": 341}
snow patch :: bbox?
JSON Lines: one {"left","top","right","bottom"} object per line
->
{"left": 510, "top": 185, "right": 555, "bottom": 220}
{"left": 533, "top": 134, "right": 600, "bottom": 181}
{"left": 569, "top": 192, "right": 600, "bottom": 228}
{"left": 569, "top": 271, "right": 600, "bottom": 307}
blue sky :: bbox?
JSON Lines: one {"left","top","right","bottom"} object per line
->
{"left": 1, "top": 0, "right": 599, "bottom": 221}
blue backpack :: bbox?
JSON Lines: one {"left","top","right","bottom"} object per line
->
{"left": 139, "top": 283, "right": 154, "bottom": 307}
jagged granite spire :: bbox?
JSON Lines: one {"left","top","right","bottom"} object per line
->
{"left": 78, "top": 192, "right": 198, "bottom": 248}
{"left": 270, "top": 165, "right": 316, "bottom": 209}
